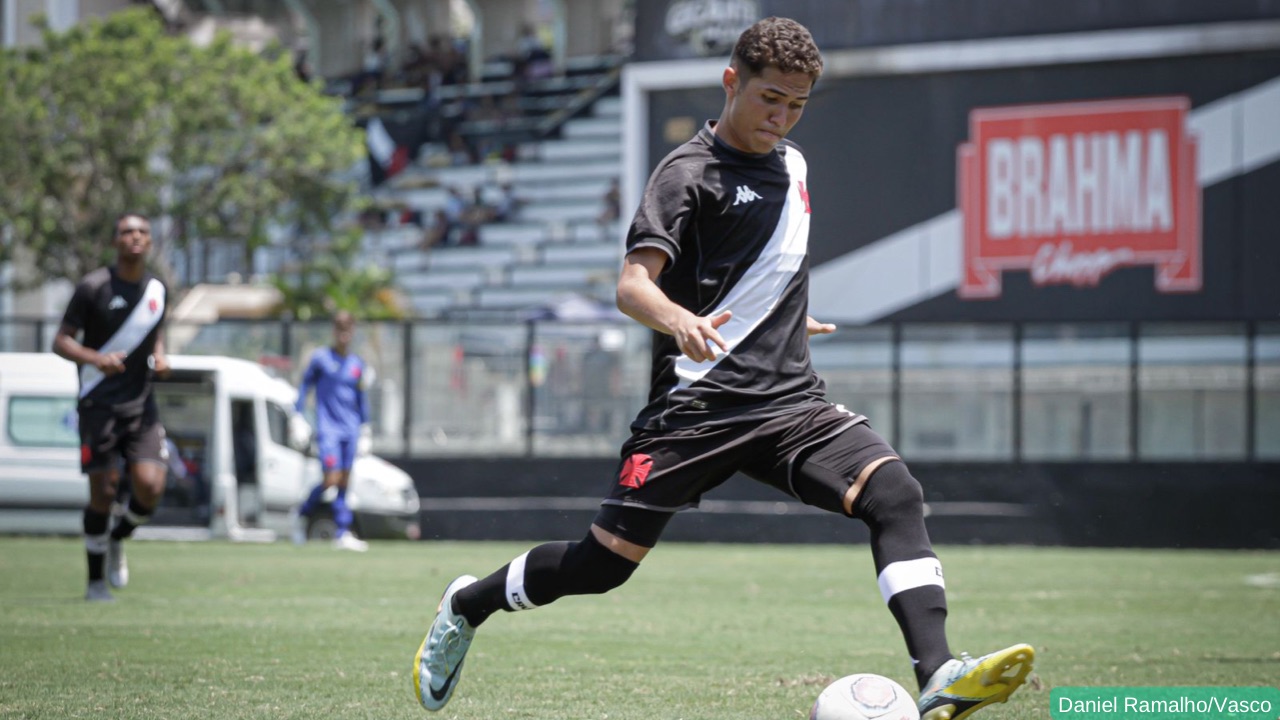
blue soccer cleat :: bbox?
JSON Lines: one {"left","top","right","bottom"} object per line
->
{"left": 413, "top": 575, "right": 479, "bottom": 711}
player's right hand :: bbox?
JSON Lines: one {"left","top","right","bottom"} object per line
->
{"left": 674, "top": 309, "right": 732, "bottom": 363}
{"left": 94, "top": 351, "right": 127, "bottom": 375}
{"left": 288, "top": 413, "right": 313, "bottom": 452}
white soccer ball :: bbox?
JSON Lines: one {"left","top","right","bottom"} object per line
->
{"left": 810, "top": 673, "right": 920, "bottom": 720}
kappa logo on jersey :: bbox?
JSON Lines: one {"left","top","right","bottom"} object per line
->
{"left": 108, "top": 296, "right": 128, "bottom": 310}
{"left": 797, "top": 180, "right": 811, "bottom": 213}
{"left": 733, "top": 185, "right": 762, "bottom": 205}
{"left": 618, "top": 453, "right": 654, "bottom": 489}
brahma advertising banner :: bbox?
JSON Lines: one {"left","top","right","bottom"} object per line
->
{"left": 957, "top": 97, "right": 1201, "bottom": 299}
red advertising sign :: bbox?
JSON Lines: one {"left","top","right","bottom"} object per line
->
{"left": 958, "top": 97, "right": 1200, "bottom": 298}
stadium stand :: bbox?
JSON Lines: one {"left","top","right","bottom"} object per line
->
{"left": 381, "top": 80, "right": 625, "bottom": 319}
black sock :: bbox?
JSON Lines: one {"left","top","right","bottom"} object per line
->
{"left": 111, "top": 495, "right": 154, "bottom": 541}
{"left": 84, "top": 509, "right": 110, "bottom": 583}
{"left": 853, "top": 460, "right": 953, "bottom": 689}
{"left": 453, "top": 532, "right": 639, "bottom": 627}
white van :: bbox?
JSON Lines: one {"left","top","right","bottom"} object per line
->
{"left": 0, "top": 352, "right": 420, "bottom": 542}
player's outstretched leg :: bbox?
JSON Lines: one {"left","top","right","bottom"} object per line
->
{"left": 413, "top": 575, "right": 479, "bottom": 711}
{"left": 916, "top": 643, "right": 1035, "bottom": 720}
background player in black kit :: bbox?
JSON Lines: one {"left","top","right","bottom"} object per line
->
{"left": 54, "top": 213, "right": 170, "bottom": 603}
{"left": 415, "top": 18, "right": 1034, "bottom": 720}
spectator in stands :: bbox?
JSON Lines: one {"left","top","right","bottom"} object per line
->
{"left": 469, "top": 187, "right": 494, "bottom": 224}
{"left": 467, "top": 96, "right": 516, "bottom": 161}
{"left": 446, "top": 130, "right": 476, "bottom": 166}
{"left": 420, "top": 209, "right": 452, "bottom": 250}
{"left": 431, "top": 34, "right": 466, "bottom": 86}
{"left": 493, "top": 184, "right": 523, "bottom": 223}
{"left": 444, "top": 187, "right": 468, "bottom": 226}
{"left": 402, "top": 41, "right": 431, "bottom": 87}
{"left": 359, "top": 37, "right": 388, "bottom": 94}
{"left": 596, "top": 177, "right": 621, "bottom": 240}
{"left": 293, "top": 48, "right": 313, "bottom": 84}
{"left": 359, "top": 206, "right": 388, "bottom": 231}
{"left": 516, "top": 23, "right": 554, "bottom": 85}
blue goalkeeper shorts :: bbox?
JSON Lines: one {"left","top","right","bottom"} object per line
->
{"left": 316, "top": 433, "right": 357, "bottom": 472}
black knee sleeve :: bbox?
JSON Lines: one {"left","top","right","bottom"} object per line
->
{"left": 853, "top": 461, "right": 951, "bottom": 683}
{"left": 852, "top": 460, "right": 933, "bottom": 571}
{"left": 520, "top": 532, "right": 640, "bottom": 607}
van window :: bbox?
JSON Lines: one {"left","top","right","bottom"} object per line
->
{"left": 8, "top": 396, "right": 79, "bottom": 447}
{"left": 267, "top": 402, "right": 290, "bottom": 447}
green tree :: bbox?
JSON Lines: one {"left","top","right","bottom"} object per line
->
{"left": 272, "top": 227, "right": 405, "bottom": 321}
{"left": 0, "top": 8, "right": 366, "bottom": 290}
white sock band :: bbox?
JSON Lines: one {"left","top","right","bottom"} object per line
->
{"left": 84, "top": 532, "right": 110, "bottom": 554}
{"left": 123, "top": 507, "right": 150, "bottom": 526}
{"left": 877, "top": 556, "right": 945, "bottom": 604}
{"left": 505, "top": 551, "right": 539, "bottom": 611}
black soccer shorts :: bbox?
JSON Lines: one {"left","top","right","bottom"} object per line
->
{"left": 597, "top": 402, "right": 898, "bottom": 545}
{"left": 78, "top": 402, "right": 167, "bottom": 474}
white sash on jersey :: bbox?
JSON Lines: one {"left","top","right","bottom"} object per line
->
{"left": 79, "top": 278, "right": 166, "bottom": 399}
{"left": 671, "top": 148, "right": 810, "bottom": 392}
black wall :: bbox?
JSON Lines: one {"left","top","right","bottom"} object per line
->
{"left": 634, "top": 0, "right": 1280, "bottom": 61}
{"left": 395, "top": 458, "right": 1280, "bottom": 549}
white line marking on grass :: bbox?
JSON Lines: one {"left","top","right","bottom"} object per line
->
{"left": 1243, "top": 572, "right": 1280, "bottom": 589}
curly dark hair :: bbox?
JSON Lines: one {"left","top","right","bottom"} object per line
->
{"left": 731, "top": 17, "right": 823, "bottom": 83}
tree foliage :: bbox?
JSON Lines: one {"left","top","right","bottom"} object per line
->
{"left": 0, "top": 9, "right": 366, "bottom": 290}
{"left": 271, "top": 227, "right": 405, "bottom": 321}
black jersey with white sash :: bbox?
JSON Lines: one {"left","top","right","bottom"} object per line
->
{"left": 61, "top": 266, "right": 167, "bottom": 413}
{"left": 626, "top": 121, "right": 855, "bottom": 431}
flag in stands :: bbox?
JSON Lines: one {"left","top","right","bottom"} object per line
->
{"left": 366, "top": 116, "right": 409, "bottom": 186}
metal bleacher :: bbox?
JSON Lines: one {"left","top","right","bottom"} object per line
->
{"left": 384, "top": 86, "right": 624, "bottom": 318}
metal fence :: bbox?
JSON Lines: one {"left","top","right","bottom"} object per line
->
{"left": 4, "top": 317, "right": 1277, "bottom": 461}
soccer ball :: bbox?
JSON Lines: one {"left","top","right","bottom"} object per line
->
{"left": 810, "top": 673, "right": 920, "bottom": 720}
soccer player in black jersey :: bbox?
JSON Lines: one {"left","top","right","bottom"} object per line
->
{"left": 53, "top": 213, "right": 170, "bottom": 603}
{"left": 414, "top": 17, "right": 1033, "bottom": 719}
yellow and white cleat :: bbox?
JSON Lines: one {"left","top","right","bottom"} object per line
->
{"left": 917, "top": 643, "right": 1035, "bottom": 720}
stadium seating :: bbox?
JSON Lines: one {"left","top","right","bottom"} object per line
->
{"left": 384, "top": 86, "right": 624, "bottom": 318}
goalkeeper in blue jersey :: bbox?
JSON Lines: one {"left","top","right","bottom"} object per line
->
{"left": 290, "top": 311, "right": 373, "bottom": 551}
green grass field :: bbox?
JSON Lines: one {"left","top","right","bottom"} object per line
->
{"left": 1, "top": 538, "right": 1277, "bottom": 719}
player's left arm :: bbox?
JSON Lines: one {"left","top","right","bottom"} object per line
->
{"left": 151, "top": 328, "right": 171, "bottom": 378}
{"left": 806, "top": 316, "right": 835, "bottom": 337}
{"left": 357, "top": 358, "right": 371, "bottom": 425}
{"left": 356, "top": 358, "right": 372, "bottom": 455}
